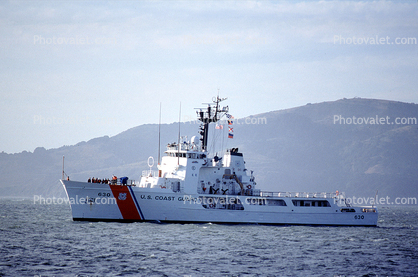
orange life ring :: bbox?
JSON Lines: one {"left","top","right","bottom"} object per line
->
{"left": 247, "top": 185, "right": 252, "bottom": 189}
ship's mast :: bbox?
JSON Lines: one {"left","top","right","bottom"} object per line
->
{"left": 196, "top": 96, "right": 228, "bottom": 151}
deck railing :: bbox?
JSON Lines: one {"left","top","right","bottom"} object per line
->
{"left": 107, "top": 179, "right": 136, "bottom": 186}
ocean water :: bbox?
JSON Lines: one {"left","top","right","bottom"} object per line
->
{"left": 0, "top": 199, "right": 417, "bottom": 277}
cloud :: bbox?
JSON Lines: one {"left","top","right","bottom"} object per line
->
{"left": 1, "top": 0, "right": 417, "bottom": 153}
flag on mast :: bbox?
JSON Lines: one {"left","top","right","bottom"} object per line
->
{"left": 227, "top": 114, "right": 234, "bottom": 138}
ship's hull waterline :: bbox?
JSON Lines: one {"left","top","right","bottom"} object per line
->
{"left": 62, "top": 180, "right": 378, "bottom": 226}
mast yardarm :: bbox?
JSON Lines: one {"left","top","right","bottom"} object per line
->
{"left": 196, "top": 96, "right": 229, "bottom": 151}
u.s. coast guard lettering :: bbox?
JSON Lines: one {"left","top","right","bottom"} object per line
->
{"left": 154, "top": 196, "right": 175, "bottom": 201}
{"left": 140, "top": 194, "right": 178, "bottom": 201}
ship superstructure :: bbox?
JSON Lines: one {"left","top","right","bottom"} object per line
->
{"left": 61, "top": 96, "right": 378, "bottom": 226}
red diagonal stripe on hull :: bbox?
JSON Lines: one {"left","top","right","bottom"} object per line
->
{"left": 110, "top": 185, "right": 141, "bottom": 220}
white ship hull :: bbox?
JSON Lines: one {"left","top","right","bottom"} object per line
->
{"left": 61, "top": 180, "right": 378, "bottom": 226}
{"left": 60, "top": 96, "right": 378, "bottom": 227}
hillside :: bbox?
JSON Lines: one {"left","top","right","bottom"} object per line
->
{"left": 1, "top": 98, "right": 417, "bottom": 204}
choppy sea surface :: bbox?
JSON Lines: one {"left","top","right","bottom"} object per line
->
{"left": 0, "top": 198, "right": 417, "bottom": 277}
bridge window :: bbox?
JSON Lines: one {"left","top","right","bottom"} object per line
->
{"left": 267, "top": 199, "right": 287, "bottom": 206}
{"left": 292, "top": 200, "right": 330, "bottom": 207}
{"left": 246, "top": 198, "right": 287, "bottom": 206}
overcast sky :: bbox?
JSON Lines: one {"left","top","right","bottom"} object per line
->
{"left": 1, "top": 0, "right": 417, "bottom": 153}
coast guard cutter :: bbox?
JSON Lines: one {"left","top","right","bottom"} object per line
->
{"left": 61, "top": 96, "right": 378, "bottom": 226}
